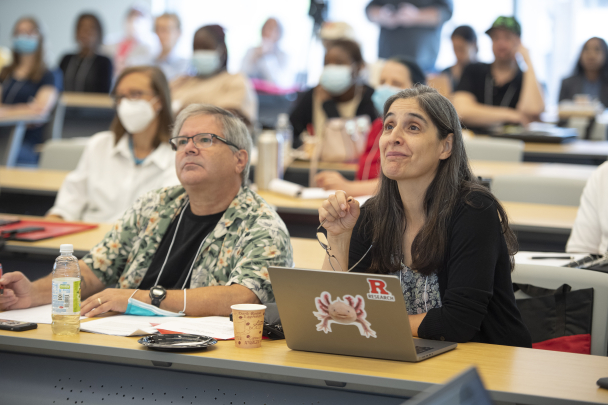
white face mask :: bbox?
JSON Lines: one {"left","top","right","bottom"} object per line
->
{"left": 117, "top": 98, "right": 157, "bottom": 134}
{"left": 192, "top": 50, "right": 221, "bottom": 76}
{"left": 320, "top": 64, "right": 354, "bottom": 96}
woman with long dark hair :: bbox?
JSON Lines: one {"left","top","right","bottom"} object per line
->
{"left": 318, "top": 85, "right": 531, "bottom": 346}
{"left": 559, "top": 37, "right": 608, "bottom": 107}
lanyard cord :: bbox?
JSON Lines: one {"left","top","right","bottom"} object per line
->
{"left": 152, "top": 198, "right": 210, "bottom": 290}
{"left": 485, "top": 73, "right": 518, "bottom": 108}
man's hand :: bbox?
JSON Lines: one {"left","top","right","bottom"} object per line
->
{"left": 0, "top": 271, "right": 33, "bottom": 310}
{"left": 81, "top": 288, "right": 140, "bottom": 317}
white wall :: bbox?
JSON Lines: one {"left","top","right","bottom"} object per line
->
{"left": 0, "top": 0, "right": 152, "bottom": 68}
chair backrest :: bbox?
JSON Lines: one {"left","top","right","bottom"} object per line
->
{"left": 464, "top": 137, "right": 524, "bottom": 162}
{"left": 39, "top": 138, "right": 88, "bottom": 171}
{"left": 492, "top": 174, "right": 586, "bottom": 206}
{"left": 512, "top": 263, "right": 608, "bottom": 356}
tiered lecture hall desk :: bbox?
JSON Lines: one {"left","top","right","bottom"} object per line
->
{"left": 0, "top": 114, "right": 48, "bottom": 167}
{"left": 2, "top": 321, "right": 608, "bottom": 405}
{"left": 51, "top": 92, "right": 115, "bottom": 140}
{"left": 0, "top": 162, "right": 587, "bottom": 251}
{"left": 0, "top": 221, "right": 607, "bottom": 405}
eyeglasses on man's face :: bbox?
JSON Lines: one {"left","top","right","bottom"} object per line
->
{"left": 169, "top": 133, "right": 239, "bottom": 152}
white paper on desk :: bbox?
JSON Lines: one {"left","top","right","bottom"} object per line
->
{"left": 268, "top": 178, "right": 303, "bottom": 197}
{"left": 79, "top": 315, "right": 177, "bottom": 336}
{"left": 268, "top": 178, "right": 335, "bottom": 200}
{"left": 0, "top": 304, "right": 85, "bottom": 325}
{"left": 355, "top": 195, "right": 373, "bottom": 206}
{"left": 534, "top": 165, "right": 594, "bottom": 180}
{"left": 158, "top": 316, "right": 235, "bottom": 340}
{"left": 515, "top": 251, "right": 588, "bottom": 268}
{"left": 300, "top": 188, "right": 334, "bottom": 199}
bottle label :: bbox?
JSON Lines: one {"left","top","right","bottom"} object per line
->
{"left": 52, "top": 278, "right": 81, "bottom": 315}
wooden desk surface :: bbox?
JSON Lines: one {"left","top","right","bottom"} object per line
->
{"left": 61, "top": 92, "right": 114, "bottom": 109}
{"left": 523, "top": 139, "right": 608, "bottom": 157}
{"left": 258, "top": 191, "right": 578, "bottom": 234}
{"left": 1, "top": 324, "right": 607, "bottom": 404}
{"left": 0, "top": 167, "right": 66, "bottom": 195}
{"left": 2, "top": 161, "right": 594, "bottom": 196}
{"left": 0, "top": 113, "right": 47, "bottom": 126}
{"left": 3, "top": 217, "right": 323, "bottom": 269}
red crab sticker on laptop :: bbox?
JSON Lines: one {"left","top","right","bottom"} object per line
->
{"left": 366, "top": 278, "right": 395, "bottom": 301}
{"left": 313, "top": 292, "right": 377, "bottom": 338}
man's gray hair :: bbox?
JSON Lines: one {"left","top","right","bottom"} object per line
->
{"left": 172, "top": 104, "right": 252, "bottom": 185}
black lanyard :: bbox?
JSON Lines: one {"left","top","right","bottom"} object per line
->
{"left": 484, "top": 73, "right": 517, "bottom": 108}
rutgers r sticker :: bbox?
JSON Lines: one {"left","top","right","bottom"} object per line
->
{"left": 366, "top": 278, "right": 395, "bottom": 301}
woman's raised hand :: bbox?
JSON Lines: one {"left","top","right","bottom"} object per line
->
{"left": 318, "top": 191, "right": 360, "bottom": 236}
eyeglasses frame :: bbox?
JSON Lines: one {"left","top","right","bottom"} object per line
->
{"left": 169, "top": 133, "right": 240, "bottom": 152}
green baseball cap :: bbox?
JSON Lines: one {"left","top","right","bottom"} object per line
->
{"left": 485, "top": 16, "right": 521, "bottom": 37}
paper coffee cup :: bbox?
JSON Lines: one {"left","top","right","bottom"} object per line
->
{"left": 231, "top": 304, "right": 267, "bottom": 348}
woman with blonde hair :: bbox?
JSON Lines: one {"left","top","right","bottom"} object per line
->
{"left": 47, "top": 66, "right": 179, "bottom": 222}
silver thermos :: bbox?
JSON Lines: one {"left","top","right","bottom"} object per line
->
{"left": 255, "top": 130, "right": 284, "bottom": 190}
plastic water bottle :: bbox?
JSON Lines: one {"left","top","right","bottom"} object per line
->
{"left": 52, "top": 244, "right": 81, "bottom": 335}
{"left": 255, "top": 130, "right": 283, "bottom": 190}
{"left": 276, "top": 113, "right": 293, "bottom": 165}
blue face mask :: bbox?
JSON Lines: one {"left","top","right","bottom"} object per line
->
{"left": 13, "top": 35, "right": 39, "bottom": 54}
{"left": 192, "top": 50, "right": 221, "bottom": 76}
{"left": 372, "top": 85, "right": 403, "bottom": 115}
{"left": 125, "top": 298, "right": 185, "bottom": 317}
{"left": 319, "top": 64, "right": 353, "bottom": 96}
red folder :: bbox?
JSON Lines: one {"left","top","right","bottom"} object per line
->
{"left": 0, "top": 220, "right": 98, "bottom": 241}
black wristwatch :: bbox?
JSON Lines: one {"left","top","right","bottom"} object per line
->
{"left": 149, "top": 285, "right": 167, "bottom": 307}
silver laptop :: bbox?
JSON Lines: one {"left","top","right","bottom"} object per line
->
{"left": 269, "top": 266, "right": 457, "bottom": 362}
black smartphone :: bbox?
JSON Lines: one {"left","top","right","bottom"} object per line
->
{"left": 0, "top": 319, "right": 38, "bottom": 331}
{"left": 0, "top": 218, "right": 21, "bottom": 227}
{"left": 1, "top": 226, "right": 45, "bottom": 237}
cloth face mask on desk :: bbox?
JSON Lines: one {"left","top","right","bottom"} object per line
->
{"left": 124, "top": 298, "right": 185, "bottom": 317}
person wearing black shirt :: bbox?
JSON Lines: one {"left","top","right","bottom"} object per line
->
{"left": 318, "top": 85, "right": 531, "bottom": 347}
{"left": 289, "top": 39, "right": 378, "bottom": 148}
{"left": 453, "top": 17, "right": 544, "bottom": 133}
{"left": 59, "top": 13, "right": 112, "bottom": 93}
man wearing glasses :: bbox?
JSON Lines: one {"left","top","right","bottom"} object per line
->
{"left": 0, "top": 104, "right": 293, "bottom": 317}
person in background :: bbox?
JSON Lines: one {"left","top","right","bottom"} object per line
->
{"left": 566, "top": 161, "right": 608, "bottom": 254}
{"left": 241, "top": 17, "right": 292, "bottom": 88}
{"left": 59, "top": 13, "right": 113, "bottom": 93}
{"left": 315, "top": 57, "right": 425, "bottom": 196}
{"left": 1, "top": 105, "right": 293, "bottom": 316}
{"left": 0, "top": 17, "right": 60, "bottom": 165}
{"left": 559, "top": 37, "right": 608, "bottom": 107}
{"left": 366, "top": 0, "right": 453, "bottom": 72}
{"left": 46, "top": 66, "right": 178, "bottom": 223}
{"left": 318, "top": 85, "right": 531, "bottom": 347}
{"left": 440, "top": 25, "right": 477, "bottom": 92}
{"left": 105, "top": 6, "right": 155, "bottom": 77}
{"left": 318, "top": 21, "right": 356, "bottom": 50}
{"left": 453, "top": 17, "right": 545, "bottom": 132}
{"left": 153, "top": 13, "right": 189, "bottom": 81}
{"left": 289, "top": 39, "right": 378, "bottom": 148}
{"left": 171, "top": 25, "right": 257, "bottom": 124}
